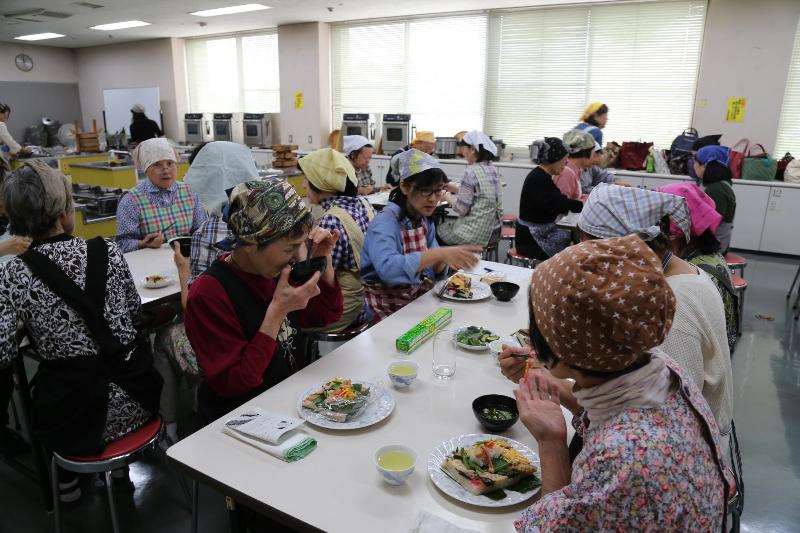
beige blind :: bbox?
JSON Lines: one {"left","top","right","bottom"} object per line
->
{"left": 775, "top": 18, "right": 800, "bottom": 156}
{"left": 186, "top": 30, "right": 280, "bottom": 113}
{"left": 485, "top": 1, "right": 707, "bottom": 153}
{"left": 331, "top": 14, "right": 488, "bottom": 135}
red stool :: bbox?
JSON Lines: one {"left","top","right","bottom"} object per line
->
{"left": 501, "top": 226, "right": 516, "bottom": 249}
{"left": 732, "top": 275, "right": 747, "bottom": 335}
{"left": 309, "top": 321, "right": 371, "bottom": 361}
{"left": 51, "top": 417, "right": 163, "bottom": 533}
{"left": 502, "top": 214, "right": 517, "bottom": 226}
{"left": 725, "top": 253, "right": 747, "bottom": 278}
{"left": 505, "top": 248, "right": 541, "bottom": 269}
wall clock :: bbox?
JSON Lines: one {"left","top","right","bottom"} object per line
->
{"left": 15, "top": 53, "right": 33, "bottom": 72}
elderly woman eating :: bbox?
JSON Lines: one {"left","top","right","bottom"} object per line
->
{"left": 184, "top": 179, "right": 343, "bottom": 425}
{"left": 116, "top": 137, "right": 207, "bottom": 253}
{"left": 0, "top": 161, "right": 161, "bottom": 501}
{"left": 514, "top": 235, "right": 732, "bottom": 531}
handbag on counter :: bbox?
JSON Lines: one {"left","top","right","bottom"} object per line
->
{"left": 776, "top": 152, "right": 794, "bottom": 181}
{"left": 670, "top": 128, "right": 699, "bottom": 159}
{"left": 741, "top": 144, "right": 777, "bottom": 181}
{"left": 783, "top": 159, "right": 800, "bottom": 184}
{"left": 619, "top": 141, "right": 653, "bottom": 171}
{"left": 728, "top": 138, "right": 749, "bottom": 178}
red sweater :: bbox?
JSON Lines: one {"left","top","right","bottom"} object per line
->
{"left": 185, "top": 259, "right": 343, "bottom": 398}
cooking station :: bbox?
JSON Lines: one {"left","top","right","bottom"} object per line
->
{"left": 72, "top": 183, "right": 125, "bottom": 239}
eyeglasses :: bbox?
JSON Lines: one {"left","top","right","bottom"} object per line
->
{"left": 415, "top": 187, "right": 447, "bottom": 199}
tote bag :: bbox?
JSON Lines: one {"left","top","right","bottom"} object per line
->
{"left": 741, "top": 144, "right": 777, "bottom": 181}
{"left": 619, "top": 141, "right": 653, "bottom": 171}
{"left": 728, "top": 139, "right": 749, "bottom": 178}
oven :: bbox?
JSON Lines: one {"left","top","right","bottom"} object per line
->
{"left": 340, "top": 113, "right": 376, "bottom": 141}
{"left": 380, "top": 114, "right": 412, "bottom": 155}
{"left": 184, "top": 113, "right": 205, "bottom": 144}
{"left": 242, "top": 113, "right": 271, "bottom": 147}
{"left": 212, "top": 113, "right": 233, "bottom": 142}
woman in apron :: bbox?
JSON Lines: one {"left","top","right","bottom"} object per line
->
{"left": 438, "top": 130, "right": 504, "bottom": 248}
{"left": 115, "top": 137, "right": 207, "bottom": 253}
{"left": 360, "top": 149, "right": 482, "bottom": 322}
{"left": 299, "top": 148, "right": 375, "bottom": 331}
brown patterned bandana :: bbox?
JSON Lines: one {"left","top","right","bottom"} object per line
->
{"left": 530, "top": 234, "right": 676, "bottom": 372}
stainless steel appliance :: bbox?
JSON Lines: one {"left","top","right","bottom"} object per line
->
{"left": 340, "top": 113, "right": 376, "bottom": 140}
{"left": 212, "top": 113, "right": 233, "bottom": 142}
{"left": 72, "top": 183, "right": 124, "bottom": 219}
{"left": 435, "top": 137, "right": 458, "bottom": 159}
{"left": 184, "top": 113, "right": 205, "bottom": 144}
{"left": 491, "top": 137, "right": 506, "bottom": 160}
{"left": 242, "top": 113, "right": 271, "bottom": 147}
{"left": 381, "top": 113, "right": 412, "bottom": 154}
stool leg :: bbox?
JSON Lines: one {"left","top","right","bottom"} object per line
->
{"left": 787, "top": 264, "right": 800, "bottom": 299}
{"left": 738, "top": 289, "right": 745, "bottom": 335}
{"left": 191, "top": 479, "right": 199, "bottom": 533}
{"left": 104, "top": 470, "right": 121, "bottom": 533}
{"left": 51, "top": 457, "right": 62, "bottom": 533}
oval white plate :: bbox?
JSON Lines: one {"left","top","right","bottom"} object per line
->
{"left": 296, "top": 381, "right": 395, "bottom": 430}
{"left": 435, "top": 279, "right": 492, "bottom": 302}
{"left": 428, "top": 433, "right": 541, "bottom": 507}
{"left": 451, "top": 327, "right": 499, "bottom": 351}
{"left": 142, "top": 274, "right": 174, "bottom": 289}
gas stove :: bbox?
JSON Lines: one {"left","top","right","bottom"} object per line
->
{"left": 72, "top": 183, "right": 125, "bottom": 219}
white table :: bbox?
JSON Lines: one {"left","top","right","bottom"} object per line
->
{"left": 168, "top": 261, "right": 573, "bottom": 533}
{"left": 123, "top": 245, "right": 180, "bottom": 305}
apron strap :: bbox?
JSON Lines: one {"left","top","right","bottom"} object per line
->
{"left": 326, "top": 206, "right": 367, "bottom": 271}
{"left": 19, "top": 237, "right": 130, "bottom": 357}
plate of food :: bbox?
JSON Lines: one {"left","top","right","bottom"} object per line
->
{"left": 436, "top": 273, "right": 492, "bottom": 302}
{"left": 142, "top": 274, "right": 173, "bottom": 289}
{"left": 452, "top": 326, "right": 500, "bottom": 351}
{"left": 428, "top": 434, "right": 541, "bottom": 507}
{"left": 297, "top": 378, "right": 395, "bottom": 430}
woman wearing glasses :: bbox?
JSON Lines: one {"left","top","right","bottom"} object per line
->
{"left": 360, "top": 149, "right": 482, "bottom": 322}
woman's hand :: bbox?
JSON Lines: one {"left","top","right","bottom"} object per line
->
{"left": 139, "top": 232, "right": 164, "bottom": 249}
{"left": 498, "top": 345, "right": 531, "bottom": 383}
{"left": 514, "top": 370, "right": 568, "bottom": 445}
{"left": 438, "top": 245, "right": 482, "bottom": 271}
{"left": 271, "top": 266, "right": 322, "bottom": 315}
{"left": 0, "top": 236, "right": 32, "bottom": 256}
{"left": 308, "top": 227, "right": 339, "bottom": 259}
{"left": 445, "top": 182, "right": 460, "bottom": 194}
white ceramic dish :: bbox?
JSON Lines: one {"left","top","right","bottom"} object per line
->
{"left": 374, "top": 445, "right": 417, "bottom": 486}
{"left": 296, "top": 381, "right": 395, "bottom": 430}
{"left": 451, "top": 326, "right": 499, "bottom": 351}
{"left": 142, "top": 274, "right": 173, "bottom": 289}
{"left": 435, "top": 279, "right": 492, "bottom": 302}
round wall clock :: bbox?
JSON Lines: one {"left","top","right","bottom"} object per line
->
{"left": 15, "top": 54, "right": 34, "bottom": 72}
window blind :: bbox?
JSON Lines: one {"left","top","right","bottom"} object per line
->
{"left": 775, "top": 18, "right": 800, "bottom": 156}
{"left": 331, "top": 14, "right": 488, "bottom": 135}
{"left": 485, "top": 1, "right": 706, "bottom": 153}
{"left": 185, "top": 30, "right": 280, "bottom": 113}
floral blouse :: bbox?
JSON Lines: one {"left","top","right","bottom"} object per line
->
{"left": 515, "top": 356, "right": 732, "bottom": 532}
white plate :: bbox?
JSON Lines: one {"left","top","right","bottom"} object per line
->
{"left": 142, "top": 274, "right": 174, "bottom": 289}
{"left": 434, "top": 279, "right": 492, "bottom": 302}
{"left": 428, "top": 433, "right": 541, "bottom": 507}
{"left": 296, "top": 381, "right": 395, "bottom": 430}
{"left": 451, "top": 327, "right": 499, "bottom": 351}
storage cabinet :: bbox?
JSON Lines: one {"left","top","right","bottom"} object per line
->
{"left": 758, "top": 186, "right": 800, "bottom": 255}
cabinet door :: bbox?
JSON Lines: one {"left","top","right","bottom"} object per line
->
{"left": 758, "top": 186, "right": 800, "bottom": 255}
{"left": 730, "top": 184, "right": 769, "bottom": 251}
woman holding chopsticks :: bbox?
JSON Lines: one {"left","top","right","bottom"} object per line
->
{"left": 115, "top": 137, "right": 207, "bottom": 253}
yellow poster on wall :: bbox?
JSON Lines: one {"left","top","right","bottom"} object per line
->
{"left": 726, "top": 97, "right": 746, "bottom": 122}
{"left": 294, "top": 91, "right": 304, "bottom": 110}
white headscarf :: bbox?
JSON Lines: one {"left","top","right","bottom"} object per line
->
{"left": 463, "top": 130, "right": 497, "bottom": 157}
{"left": 134, "top": 137, "right": 178, "bottom": 172}
{"left": 343, "top": 135, "right": 371, "bottom": 156}
{"left": 183, "top": 141, "right": 259, "bottom": 216}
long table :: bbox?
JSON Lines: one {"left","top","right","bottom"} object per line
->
{"left": 123, "top": 245, "right": 181, "bottom": 305}
{"left": 167, "top": 260, "right": 574, "bottom": 533}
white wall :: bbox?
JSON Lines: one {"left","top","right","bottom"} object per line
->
{"left": 0, "top": 42, "right": 78, "bottom": 83}
{"left": 694, "top": 0, "right": 800, "bottom": 153}
{"left": 75, "top": 39, "right": 183, "bottom": 139}
{"left": 277, "top": 22, "right": 332, "bottom": 150}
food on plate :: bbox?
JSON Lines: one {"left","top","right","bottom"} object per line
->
{"left": 480, "top": 271, "right": 506, "bottom": 285}
{"left": 302, "top": 378, "right": 371, "bottom": 422}
{"left": 481, "top": 408, "right": 515, "bottom": 421}
{"left": 447, "top": 273, "right": 473, "bottom": 299}
{"left": 146, "top": 274, "right": 165, "bottom": 284}
{"left": 455, "top": 326, "right": 499, "bottom": 347}
{"left": 441, "top": 439, "right": 540, "bottom": 497}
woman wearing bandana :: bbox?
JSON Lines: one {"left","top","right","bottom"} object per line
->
{"left": 184, "top": 179, "right": 343, "bottom": 425}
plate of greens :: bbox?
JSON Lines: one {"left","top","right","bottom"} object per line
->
{"left": 452, "top": 326, "right": 500, "bottom": 351}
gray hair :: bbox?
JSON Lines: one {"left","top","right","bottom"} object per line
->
{"left": 2, "top": 165, "right": 73, "bottom": 238}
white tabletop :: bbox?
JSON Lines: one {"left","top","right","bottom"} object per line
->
{"left": 123, "top": 245, "right": 180, "bottom": 305}
{"left": 168, "top": 260, "right": 573, "bottom": 533}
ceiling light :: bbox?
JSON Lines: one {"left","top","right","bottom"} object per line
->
{"left": 90, "top": 20, "right": 151, "bottom": 31}
{"left": 189, "top": 4, "right": 270, "bottom": 17}
{"left": 14, "top": 33, "right": 66, "bottom": 41}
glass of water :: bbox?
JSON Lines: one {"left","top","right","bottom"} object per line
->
{"left": 432, "top": 329, "right": 455, "bottom": 380}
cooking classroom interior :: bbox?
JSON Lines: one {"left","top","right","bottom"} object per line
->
{"left": 1, "top": 0, "right": 800, "bottom": 532}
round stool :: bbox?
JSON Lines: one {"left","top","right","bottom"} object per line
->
{"left": 501, "top": 214, "right": 517, "bottom": 227}
{"left": 505, "top": 248, "right": 541, "bottom": 269}
{"left": 501, "top": 226, "right": 516, "bottom": 249}
{"left": 725, "top": 253, "right": 747, "bottom": 278}
{"left": 731, "top": 275, "right": 747, "bottom": 333}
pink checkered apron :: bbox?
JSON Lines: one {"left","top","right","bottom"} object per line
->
{"left": 363, "top": 219, "right": 433, "bottom": 322}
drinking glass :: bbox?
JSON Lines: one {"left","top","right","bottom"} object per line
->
{"left": 432, "top": 329, "right": 455, "bottom": 380}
